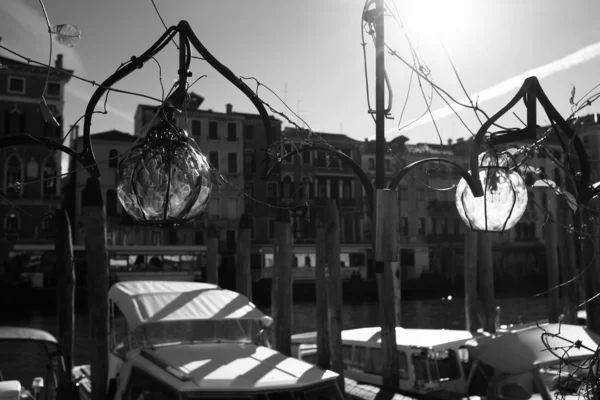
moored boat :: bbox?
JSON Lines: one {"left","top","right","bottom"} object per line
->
{"left": 0, "top": 327, "right": 78, "bottom": 400}
{"left": 464, "top": 323, "right": 600, "bottom": 400}
{"left": 291, "top": 327, "right": 478, "bottom": 398}
{"left": 73, "top": 280, "right": 345, "bottom": 400}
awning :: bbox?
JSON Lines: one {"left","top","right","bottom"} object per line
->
{"left": 0, "top": 327, "right": 58, "bottom": 344}
{"left": 108, "top": 281, "right": 272, "bottom": 332}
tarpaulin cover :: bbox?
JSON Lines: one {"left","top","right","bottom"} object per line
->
{"left": 108, "top": 281, "right": 271, "bottom": 331}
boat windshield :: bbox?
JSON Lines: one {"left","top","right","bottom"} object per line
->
{"left": 184, "top": 381, "right": 343, "bottom": 400}
{"left": 412, "top": 348, "right": 462, "bottom": 382}
{"left": 113, "top": 319, "right": 263, "bottom": 352}
{"left": 0, "top": 339, "right": 67, "bottom": 400}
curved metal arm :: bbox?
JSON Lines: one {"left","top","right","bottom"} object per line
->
{"left": 180, "top": 21, "right": 274, "bottom": 175}
{"left": 388, "top": 157, "right": 481, "bottom": 195}
{"left": 82, "top": 25, "right": 179, "bottom": 178}
{"left": 470, "top": 76, "right": 593, "bottom": 204}
{"left": 263, "top": 144, "right": 374, "bottom": 207}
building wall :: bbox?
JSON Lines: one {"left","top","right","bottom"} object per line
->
{"left": 279, "top": 128, "right": 364, "bottom": 245}
{"left": 0, "top": 55, "right": 70, "bottom": 244}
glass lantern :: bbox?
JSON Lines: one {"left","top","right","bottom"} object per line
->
{"left": 116, "top": 107, "right": 212, "bottom": 225}
{"left": 456, "top": 149, "right": 528, "bottom": 231}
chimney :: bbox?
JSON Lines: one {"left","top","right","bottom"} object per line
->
{"left": 55, "top": 54, "right": 63, "bottom": 69}
{"left": 447, "top": 138, "right": 453, "bottom": 145}
{"left": 226, "top": 103, "right": 232, "bottom": 114}
{"left": 457, "top": 138, "right": 464, "bottom": 143}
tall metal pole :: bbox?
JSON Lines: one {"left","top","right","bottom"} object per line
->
{"left": 374, "top": 0, "right": 400, "bottom": 390}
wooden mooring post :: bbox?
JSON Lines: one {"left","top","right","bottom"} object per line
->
{"left": 271, "top": 212, "right": 293, "bottom": 356}
{"left": 315, "top": 219, "right": 330, "bottom": 369}
{"left": 374, "top": 189, "right": 400, "bottom": 391}
{"left": 54, "top": 207, "right": 75, "bottom": 372}
{"left": 326, "top": 200, "right": 344, "bottom": 392}
{"left": 558, "top": 197, "right": 577, "bottom": 324}
{"left": 478, "top": 232, "right": 495, "bottom": 334}
{"left": 587, "top": 203, "right": 600, "bottom": 334}
{"left": 81, "top": 177, "right": 109, "bottom": 400}
{"left": 206, "top": 223, "right": 219, "bottom": 285}
{"left": 464, "top": 229, "right": 479, "bottom": 332}
{"left": 236, "top": 214, "right": 252, "bottom": 300}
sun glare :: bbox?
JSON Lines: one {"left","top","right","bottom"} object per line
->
{"left": 392, "top": 0, "right": 471, "bottom": 42}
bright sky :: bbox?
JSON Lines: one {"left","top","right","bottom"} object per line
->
{"left": 2, "top": 0, "right": 600, "bottom": 149}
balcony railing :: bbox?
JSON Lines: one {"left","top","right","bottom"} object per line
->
{"left": 426, "top": 233, "right": 464, "bottom": 243}
{"left": 427, "top": 199, "right": 456, "bottom": 214}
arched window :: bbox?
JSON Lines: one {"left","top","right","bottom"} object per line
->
{"left": 554, "top": 167, "right": 562, "bottom": 187}
{"left": 5, "top": 211, "right": 19, "bottom": 240}
{"left": 42, "top": 157, "right": 57, "bottom": 197}
{"left": 109, "top": 149, "right": 119, "bottom": 168}
{"left": 300, "top": 176, "right": 312, "bottom": 199}
{"left": 106, "top": 189, "right": 118, "bottom": 216}
{"left": 528, "top": 222, "right": 536, "bottom": 239}
{"left": 344, "top": 214, "right": 354, "bottom": 242}
{"left": 541, "top": 192, "right": 548, "bottom": 211}
{"left": 244, "top": 150, "right": 256, "bottom": 173}
{"left": 343, "top": 180, "right": 352, "bottom": 199}
{"left": 282, "top": 175, "right": 293, "bottom": 199}
{"left": 5, "top": 154, "right": 23, "bottom": 196}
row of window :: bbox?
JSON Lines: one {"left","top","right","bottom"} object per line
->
{"left": 107, "top": 148, "right": 252, "bottom": 175}
{"left": 3, "top": 154, "right": 58, "bottom": 197}
{"left": 6, "top": 76, "right": 61, "bottom": 97}
{"left": 399, "top": 217, "right": 463, "bottom": 237}
{"left": 281, "top": 143, "right": 353, "bottom": 167}
{"left": 188, "top": 119, "right": 255, "bottom": 141}
{"left": 4, "top": 109, "right": 62, "bottom": 137}
{"left": 2, "top": 211, "right": 53, "bottom": 240}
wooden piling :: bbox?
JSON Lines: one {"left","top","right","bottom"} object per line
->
{"left": 391, "top": 260, "right": 401, "bottom": 327}
{"left": 464, "top": 229, "right": 479, "bottom": 332}
{"left": 558, "top": 199, "right": 577, "bottom": 324}
{"left": 54, "top": 207, "right": 75, "bottom": 372}
{"left": 272, "top": 213, "right": 293, "bottom": 356}
{"left": 478, "top": 232, "right": 495, "bottom": 334}
{"left": 236, "top": 214, "right": 252, "bottom": 300}
{"left": 81, "top": 177, "right": 109, "bottom": 400}
{"left": 544, "top": 195, "right": 559, "bottom": 323}
{"left": 206, "top": 223, "right": 219, "bottom": 285}
{"left": 315, "top": 218, "right": 330, "bottom": 369}
{"left": 326, "top": 200, "right": 344, "bottom": 392}
{"left": 587, "top": 203, "right": 600, "bottom": 334}
{"left": 373, "top": 189, "right": 400, "bottom": 391}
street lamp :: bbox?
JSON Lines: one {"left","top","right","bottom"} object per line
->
{"left": 116, "top": 105, "right": 212, "bottom": 224}
{"left": 82, "top": 21, "right": 274, "bottom": 226}
{"left": 456, "top": 149, "right": 528, "bottom": 231}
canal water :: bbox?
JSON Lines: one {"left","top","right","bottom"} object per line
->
{"left": 0, "top": 295, "right": 551, "bottom": 365}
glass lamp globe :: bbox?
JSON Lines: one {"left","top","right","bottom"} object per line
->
{"left": 116, "top": 108, "right": 212, "bottom": 225}
{"left": 455, "top": 149, "right": 528, "bottom": 232}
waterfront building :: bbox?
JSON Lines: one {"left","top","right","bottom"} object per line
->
{"left": 0, "top": 54, "right": 71, "bottom": 246}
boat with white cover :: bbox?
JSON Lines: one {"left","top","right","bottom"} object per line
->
{"left": 0, "top": 327, "right": 78, "bottom": 400}
{"left": 464, "top": 323, "right": 600, "bottom": 400}
{"left": 72, "top": 280, "right": 345, "bottom": 400}
{"left": 291, "top": 326, "right": 476, "bottom": 399}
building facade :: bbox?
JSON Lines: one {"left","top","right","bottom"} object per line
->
{"left": 0, "top": 54, "right": 71, "bottom": 245}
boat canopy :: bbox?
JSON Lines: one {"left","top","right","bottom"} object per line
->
{"left": 292, "top": 327, "right": 474, "bottom": 348}
{"left": 0, "top": 327, "right": 58, "bottom": 344}
{"left": 466, "top": 323, "right": 600, "bottom": 375}
{"left": 108, "top": 281, "right": 272, "bottom": 332}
